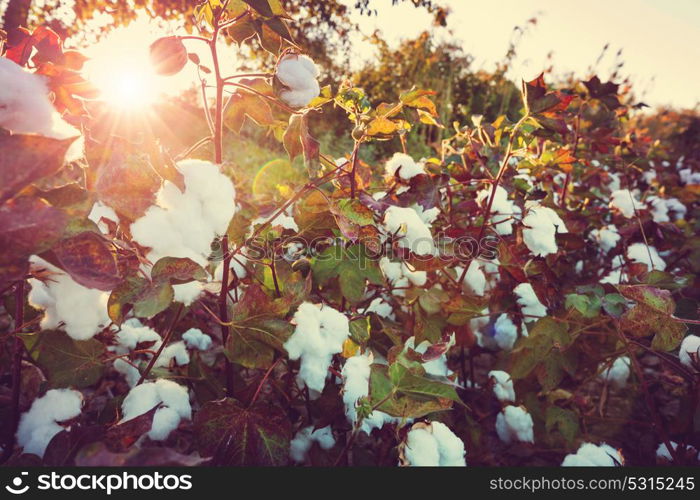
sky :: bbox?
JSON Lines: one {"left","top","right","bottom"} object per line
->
{"left": 347, "top": 0, "right": 700, "bottom": 109}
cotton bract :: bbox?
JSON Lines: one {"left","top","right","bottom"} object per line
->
{"left": 284, "top": 302, "right": 350, "bottom": 393}
{"left": 403, "top": 422, "right": 466, "bottom": 466}
{"left": 562, "top": 442, "right": 623, "bottom": 466}
{"left": 17, "top": 389, "right": 83, "bottom": 458}
{"left": 28, "top": 256, "right": 110, "bottom": 340}
{"left": 120, "top": 379, "right": 191, "bottom": 441}
{"left": 495, "top": 405, "right": 534, "bottom": 444}
{"left": 275, "top": 54, "right": 320, "bottom": 108}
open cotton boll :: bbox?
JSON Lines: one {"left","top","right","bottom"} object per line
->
{"left": 495, "top": 405, "right": 534, "bottom": 444}
{"left": 289, "top": 425, "right": 336, "bottom": 463}
{"left": 647, "top": 196, "right": 670, "bottom": 223}
{"left": 590, "top": 225, "right": 620, "bottom": 253}
{"left": 341, "top": 353, "right": 401, "bottom": 433}
{"left": 364, "top": 296, "right": 395, "bottom": 320}
{"left": 627, "top": 242, "right": 666, "bottom": 271}
{"left": 284, "top": 302, "right": 350, "bottom": 393}
{"left": 488, "top": 370, "right": 516, "bottom": 403}
{"left": 607, "top": 172, "right": 621, "bottom": 191}
{"left": 0, "top": 57, "right": 83, "bottom": 161}
{"left": 17, "top": 389, "right": 83, "bottom": 457}
{"left": 251, "top": 210, "right": 298, "bottom": 232}
{"left": 182, "top": 328, "right": 212, "bottom": 351}
{"left": 154, "top": 341, "right": 189, "bottom": 368}
{"left": 600, "top": 255, "right": 625, "bottom": 285}
{"left": 656, "top": 441, "right": 699, "bottom": 462}
{"left": 679, "top": 335, "right": 700, "bottom": 368}
{"left": 679, "top": 168, "right": 700, "bottom": 185}
{"left": 476, "top": 185, "right": 520, "bottom": 236}
{"left": 514, "top": 283, "right": 547, "bottom": 322}
{"left": 120, "top": 379, "right": 191, "bottom": 441}
{"left": 455, "top": 260, "right": 486, "bottom": 296}
{"left": 385, "top": 152, "right": 425, "bottom": 181}
{"left": 27, "top": 256, "right": 110, "bottom": 341}
{"left": 610, "top": 189, "right": 646, "bottom": 218}
{"left": 599, "top": 356, "right": 631, "bottom": 389}
{"left": 664, "top": 198, "right": 687, "bottom": 221}
{"left": 383, "top": 206, "right": 436, "bottom": 256}
{"left": 493, "top": 313, "right": 520, "bottom": 351}
{"left": 562, "top": 442, "right": 623, "bottom": 466}
{"left": 403, "top": 422, "right": 466, "bottom": 466}
{"left": 130, "top": 159, "right": 236, "bottom": 306}
{"left": 405, "top": 336, "right": 453, "bottom": 377}
{"left": 521, "top": 204, "right": 568, "bottom": 257}
{"left": 275, "top": 54, "right": 320, "bottom": 108}
{"left": 88, "top": 201, "right": 118, "bottom": 233}
{"left": 379, "top": 257, "right": 426, "bottom": 297}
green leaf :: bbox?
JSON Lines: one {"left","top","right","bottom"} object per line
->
{"left": 283, "top": 114, "right": 319, "bottom": 176}
{"left": 511, "top": 317, "right": 569, "bottom": 379}
{"left": 602, "top": 293, "right": 626, "bottom": 317}
{"left": 545, "top": 406, "right": 579, "bottom": 445}
{"left": 36, "top": 331, "right": 105, "bottom": 388}
{"left": 311, "top": 244, "right": 382, "bottom": 303}
{"left": 108, "top": 276, "right": 174, "bottom": 324}
{"left": 194, "top": 398, "right": 291, "bottom": 466}
{"left": 349, "top": 316, "right": 370, "bottom": 345}
{"left": 332, "top": 198, "right": 375, "bottom": 226}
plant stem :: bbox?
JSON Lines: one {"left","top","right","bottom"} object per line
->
{"left": 1, "top": 281, "right": 24, "bottom": 463}
{"left": 137, "top": 303, "right": 184, "bottom": 385}
{"left": 349, "top": 139, "right": 361, "bottom": 199}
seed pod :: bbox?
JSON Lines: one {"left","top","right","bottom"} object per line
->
{"left": 149, "top": 36, "right": 187, "bottom": 76}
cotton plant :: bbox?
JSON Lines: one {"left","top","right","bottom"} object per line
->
{"left": 182, "top": 328, "right": 213, "bottom": 351}
{"left": 17, "top": 389, "right": 83, "bottom": 458}
{"left": 382, "top": 205, "right": 436, "bottom": 256}
{"left": 379, "top": 256, "right": 427, "bottom": 297}
{"left": 610, "top": 189, "right": 646, "bottom": 218}
{"left": 678, "top": 335, "right": 700, "bottom": 369}
{"left": 404, "top": 336, "right": 454, "bottom": 377}
{"left": 589, "top": 225, "right": 621, "bottom": 253}
{"left": 385, "top": 152, "right": 426, "bottom": 181}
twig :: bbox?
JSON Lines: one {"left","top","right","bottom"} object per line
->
{"left": 137, "top": 303, "right": 185, "bottom": 385}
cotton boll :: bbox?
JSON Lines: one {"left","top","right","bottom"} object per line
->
{"left": 284, "top": 302, "right": 350, "bottom": 393}
{"left": 27, "top": 256, "right": 110, "bottom": 340}
{"left": 289, "top": 425, "right": 336, "bottom": 463}
{"left": 275, "top": 54, "right": 320, "bottom": 108}
{"left": 664, "top": 198, "right": 687, "bottom": 221}
{"left": 590, "top": 225, "right": 620, "bottom": 253}
{"left": 679, "top": 168, "right": 700, "bottom": 185}
{"left": 412, "top": 204, "right": 440, "bottom": 226}
{"left": 455, "top": 260, "right": 487, "bottom": 296}
{"left": 601, "top": 255, "right": 626, "bottom": 285}
{"left": 17, "top": 389, "right": 83, "bottom": 457}
{"left": 404, "top": 422, "right": 466, "bottom": 466}
{"left": 251, "top": 210, "right": 298, "bottom": 232}
{"left": 430, "top": 422, "right": 467, "bottom": 466}
{"left": 154, "top": 341, "right": 189, "bottom": 368}
{"left": 383, "top": 206, "right": 436, "bottom": 256}
{"left": 495, "top": 405, "right": 534, "bottom": 444}
{"left": 88, "top": 202, "right": 118, "bottom": 233}
{"left": 379, "top": 257, "right": 427, "bottom": 297}
{"left": 488, "top": 370, "right": 516, "bottom": 403}
{"left": 513, "top": 283, "right": 547, "bottom": 322}
{"left": 0, "top": 57, "right": 83, "bottom": 160}
{"left": 405, "top": 337, "right": 453, "bottom": 377}
{"left": 656, "top": 441, "right": 698, "bottom": 462}
{"left": 182, "top": 328, "right": 212, "bottom": 350}
{"left": 404, "top": 428, "right": 440, "bottom": 466}
{"left": 521, "top": 204, "right": 568, "bottom": 257}
{"left": 341, "top": 353, "right": 400, "bottom": 433}
{"left": 679, "top": 335, "right": 700, "bottom": 369}
{"left": 493, "top": 314, "right": 519, "bottom": 351}
{"left": 647, "top": 196, "right": 670, "bottom": 223}
{"left": 607, "top": 172, "right": 621, "bottom": 191}
{"left": 626, "top": 243, "right": 666, "bottom": 271}
{"left": 364, "top": 297, "right": 395, "bottom": 320}
{"left": 562, "top": 442, "right": 623, "bottom": 466}
{"left": 385, "top": 152, "right": 425, "bottom": 181}
{"left": 610, "top": 189, "right": 646, "bottom": 218}
{"left": 114, "top": 358, "right": 142, "bottom": 387}
{"left": 599, "top": 356, "right": 631, "bottom": 390}
{"left": 120, "top": 379, "right": 191, "bottom": 441}
{"left": 476, "top": 185, "right": 520, "bottom": 235}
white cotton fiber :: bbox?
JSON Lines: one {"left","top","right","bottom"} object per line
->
{"left": 404, "top": 421, "right": 466, "bottom": 466}
{"left": 590, "top": 225, "right": 620, "bottom": 253}
{"left": 522, "top": 204, "right": 568, "bottom": 257}
{"left": 656, "top": 441, "right": 699, "bottom": 462}
{"left": 562, "top": 442, "right": 623, "bottom": 466}
{"left": 456, "top": 260, "right": 487, "bottom": 296}
{"left": 476, "top": 185, "right": 520, "bottom": 236}
{"left": 120, "top": 379, "right": 191, "bottom": 441}
{"left": 284, "top": 302, "right": 350, "bottom": 393}
{"left": 610, "top": 189, "right": 646, "bottom": 218}
{"left": 27, "top": 256, "right": 110, "bottom": 340}
{"left": 385, "top": 153, "right": 425, "bottom": 181}
{"left": 276, "top": 54, "right": 320, "bottom": 108}
{"left": 626, "top": 242, "right": 666, "bottom": 271}
{"left": 130, "top": 159, "right": 236, "bottom": 306}
{"left": 599, "top": 356, "right": 630, "bottom": 389}
{"left": 379, "top": 257, "right": 427, "bottom": 297}
{"left": 496, "top": 405, "right": 534, "bottom": 444}
{"left": 289, "top": 425, "right": 335, "bottom": 463}
{"left": 383, "top": 205, "right": 436, "bottom": 256}
{"left": 17, "top": 389, "right": 83, "bottom": 457}
{"left": 341, "top": 353, "right": 400, "bottom": 433}
{"left": 493, "top": 313, "right": 519, "bottom": 351}
{"left": 88, "top": 201, "right": 118, "bottom": 233}
{"left": 364, "top": 296, "right": 395, "bottom": 320}
{"left": 405, "top": 336, "right": 453, "bottom": 377}
{"left": 0, "top": 57, "right": 82, "bottom": 160}
{"left": 679, "top": 335, "right": 700, "bottom": 368}
{"left": 488, "top": 370, "right": 516, "bottom": 403}
{"left": 182, "top": 328, "right": 212, "bottom": 350}
{"left": 514, "top": 283, "right": 547, "bottom": 322}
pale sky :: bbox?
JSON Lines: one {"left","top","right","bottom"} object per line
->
{"left": 347, "top": 0, "right": 700, "bottom": 109}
